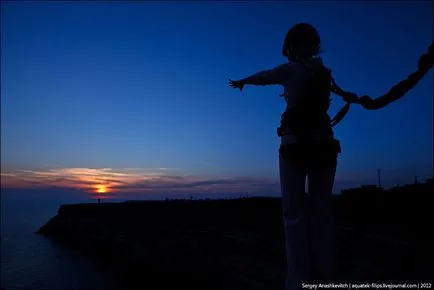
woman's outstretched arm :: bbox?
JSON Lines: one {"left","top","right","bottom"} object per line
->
{"left": 229, "top": 63, "right": 291, "bottom": 90}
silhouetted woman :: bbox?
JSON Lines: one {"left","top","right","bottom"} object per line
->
{"left": 229, "top": 20, "right": 433, "bottom": 288}
{"left": 229, "top": 23, "right": 433, "bottom": 289}
{"left": 229, "top": 23, "right": 341, "bottom": 289}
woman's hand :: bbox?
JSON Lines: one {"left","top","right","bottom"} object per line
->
{"left": 229, "top": 79, "right": 245, "bottom": 91}
{"left": 330, "top": 78, "right": 359, "bottom": 103}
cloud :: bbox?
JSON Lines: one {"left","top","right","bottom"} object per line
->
{"left": 0, "top": 167, "right": 280, "bottom": 196}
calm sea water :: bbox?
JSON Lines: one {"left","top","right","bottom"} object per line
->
{"left": 0, "top": 189, "right": 122, "bottom": 290}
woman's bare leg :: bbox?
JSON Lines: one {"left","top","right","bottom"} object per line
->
{"left": 279, "top": 149, "right": 311, "bottom": 289}
{"left": 307, "top": 163, "right": 337, "bottom": 283}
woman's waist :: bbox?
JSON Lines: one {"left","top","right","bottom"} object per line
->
{"left": 280, "top": 129, "right": 335, "bottom": 145}
{"left": 279, "top": 134, "right": 342, "bottom": 157}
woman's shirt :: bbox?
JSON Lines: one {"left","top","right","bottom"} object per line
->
{"left": 240, "top": 57, "right": 335, "bottom": 145}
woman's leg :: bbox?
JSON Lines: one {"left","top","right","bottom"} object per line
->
{"left": 307, "top": 154, "right": 337, "bottom": 283}
{"left": 279, "top": 146, "right": 311, "bottom": 289}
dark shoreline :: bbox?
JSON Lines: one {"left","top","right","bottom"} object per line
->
{"left": 37, "top": 182, "right": 433, "bottom": 289}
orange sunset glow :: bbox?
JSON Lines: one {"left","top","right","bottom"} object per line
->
{"left": 95, "top": 184, "right": 108, "bottom": 194}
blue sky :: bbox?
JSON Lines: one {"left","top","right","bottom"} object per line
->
{"left": 1, "top": 1, "right": 433, "bottom": 195}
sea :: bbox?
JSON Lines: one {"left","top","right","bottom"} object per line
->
{"left": 0, "top": 188, "right": 124, "bottom": 290}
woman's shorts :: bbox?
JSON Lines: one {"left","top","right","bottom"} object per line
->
{"left": 279, "top": 139, "right": 341, "bottom": 169}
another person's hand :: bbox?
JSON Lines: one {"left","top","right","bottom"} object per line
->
{"left": 418, "top": 42, "right": 433, "bottom": 72}
{"left": 358, "top": 95, "right": 375, "bottom": 109}
{"left": 229, "top": 79, "right": 245, "bottom": 91}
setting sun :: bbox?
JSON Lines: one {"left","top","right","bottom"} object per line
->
{"left": 96, "top": 184, "right": 108, "bottom": 194}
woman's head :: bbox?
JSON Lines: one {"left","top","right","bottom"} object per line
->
{"left": 282, "top": 23, "right": 321, "bottom": 61}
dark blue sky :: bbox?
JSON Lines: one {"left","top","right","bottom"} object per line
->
{"left": 1, "top": 1, "right": 433, "bottom": 194}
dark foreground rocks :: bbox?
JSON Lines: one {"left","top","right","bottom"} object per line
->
{"left": 37, "top": 196, "right": 433, "bottom": 289}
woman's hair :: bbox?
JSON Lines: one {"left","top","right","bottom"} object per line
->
{"left": 282, "top": 23, "right": 321, "bottom": 60}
